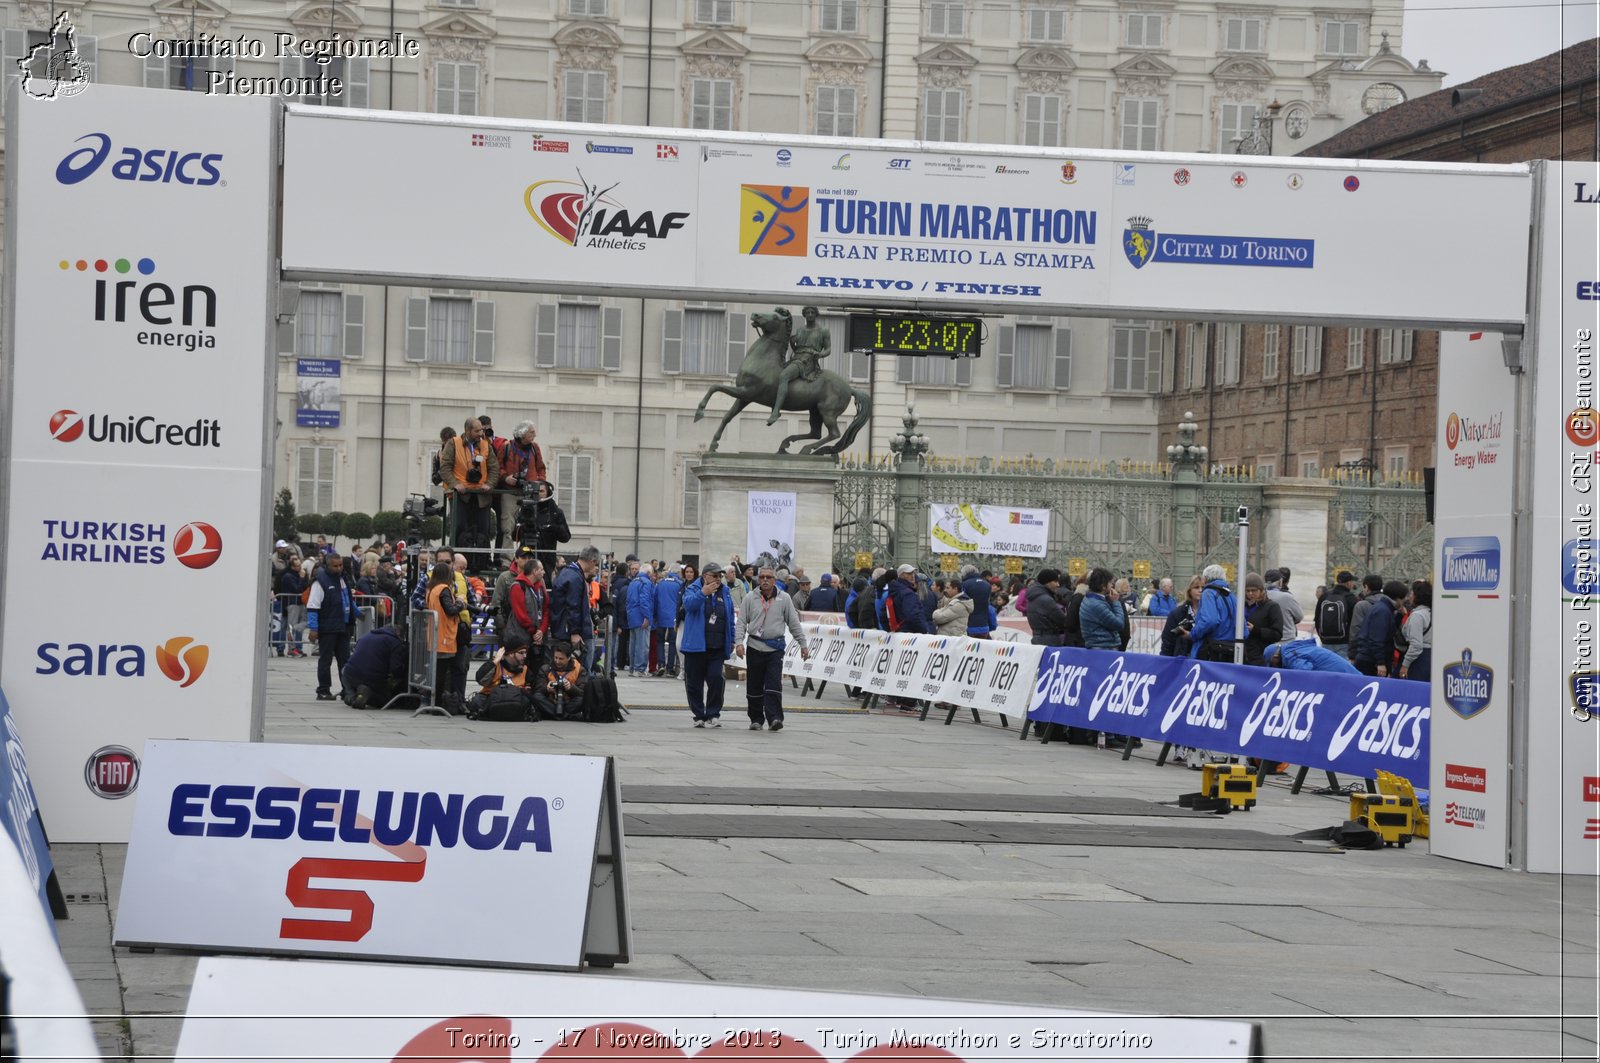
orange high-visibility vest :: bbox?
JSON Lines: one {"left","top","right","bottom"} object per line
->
{"left": 426, "top": 583, "right": 460, "bottom": 655}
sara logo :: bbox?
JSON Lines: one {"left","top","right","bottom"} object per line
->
{"left": 740, "top": 184, "right": 810, "bottom": 257}
{"left": 37, "top": 635, "right": 208, "bottom": 686}
{"left": 56, "top": 132, "right": 222, "bottom": 186}
{"left": 524, "top": 172, "right": 688, "bottom": 249}
{"left": 1441, "top": 649, "right": 1493, "bottom": 719}
{"left": 173, "top": 521, "right": 223, "bottom": 570}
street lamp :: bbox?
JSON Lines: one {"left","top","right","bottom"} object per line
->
{"left": 888, "top": 407, "right": 931, "bottom": 465}
{"left": 1165, "top": 411, "right": 1209, "bottom": 474}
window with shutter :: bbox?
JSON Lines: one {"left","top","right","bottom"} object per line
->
{"left": 661, "top": 308, "right": 683, "bottom": 373}
{"left": 1028, "top": 7, "right": 1066, "bottom": 41}
{"left": 1013, "top": 324, "right": 1052, "bottom": 388}
{"left": 815, "top": 85, "right": 857, "bottom": 136}
{"left": 1219, "top": 103, "right": 1258, "bottom": 150}
{"left": 1224, "top": 17, "right": 1263, "bottom": 52}
{"left": 1323, "top": 21, "right": 1360, "bottom": 55}
{"left": 1219, "top": 323, "right": 1241, "bottom": 385}
{"left": 924, "top": 89, "right": 964, "bottom": 141}
{"left": 820, "top": 0, "right": 859, "bottom": 33}
{"left": 1111, "top": 320, "right": 1160, "bottom": 393}
{"left": 1022, "top": 93, "right": 1062, "bottom": 147}
{"left": 696, "top": 0, "right": 735, "bottom": 24}
{"left": 295, "top": 291, "right": 341, "bottom": 358}
{"left": 556, "top": 454, "right": 594, "bottom": 524}
{"left": 1054, "top": 327, "right": 1073, "bottom": 389}
{"left": 682, "top": 308, "right": 728, "bottom": 374}
{"left": 436, "top": 61, "right": 479, "bottom": 116}
{"left": 296, "top": 444, "right": 337, "bottom": 515}
{"left": 1261, "top": 325, "right": 1280, "bottom": 380}
{"left": 602, "top": 306, "right": 624, "bottom": 371}
{"left": 564, "top": 70, "right": 607, "bottom": 124}
{"left": 691, "top": 78, "right": 734, "bottom": 130}
{"left": 556, "top": 303, "right": 600, "bottom": 369}
{"left": 342, "top": 293, "right": 365, "bottom": 359}
{"left": 472, "top": 300, "right": 495, "bottom": 365}
{"left": 404, "top": 298, "right": 428, "bottom": 362}
{"left": 1120, "top": 99, "right": 1159, "bottom": 151}
{"left": 682, "top": 459, "right": 701, "bottom": 528}
{"left": 569, "top": 0, "right": 608, "bottom": 14}
{"left": 995, "top": 324, "right": 1015, "bottom": 388}
{"left": 928, "top": 0, "right": 965, "bottom": 37}
{"left": 535, "top": 304, "right": 558, "bottom": 368}
{"left": 1346, "top": 329, "right": 1365, "bottom": 370}
{"left": 1125, "top": 13, "right": 1162, "bottom": 47}
{"left": 428, "top": 299, "right": 472, "bottom": 364}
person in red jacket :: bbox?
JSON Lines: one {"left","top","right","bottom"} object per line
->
{"left": 507, "top": 557, "right": 549, "bottom": 662}
{"left": 498, "top": 419, "right": 549, "bottom": 552}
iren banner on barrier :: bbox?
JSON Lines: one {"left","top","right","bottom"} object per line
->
{"left": 783, "top": 624, "right": 1043, "bottom": 717}
{"left": 1027, "top": 647, "right": 1431, "bottom": 787}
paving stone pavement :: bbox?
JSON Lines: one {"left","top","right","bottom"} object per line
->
{"left": 46, "top": 656, "right": 1600, "bottom": 1061}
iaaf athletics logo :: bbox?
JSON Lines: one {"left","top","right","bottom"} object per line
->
{"left": 524, "top": 170, "right": 689, "bottom": 251}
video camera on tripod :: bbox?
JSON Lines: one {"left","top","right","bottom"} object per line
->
{"left": 514, "top": 479, "right": 552, "bottom": 546}
{"left": 402, "top": 494, "right": 444, "bottom": 541}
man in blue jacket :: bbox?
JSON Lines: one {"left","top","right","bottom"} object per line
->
{"left": 1266, "top": 640, "right": 1361, "bottom": 674}
{"left": 625, "top": 564, "right": 655, "bottom": 675}
{"left": 550, "top": 546, "right": 598, "bottom": 666}
{"left": 1353, "top": 579, "right": 1407, "bottom": 677}
{"left": 307, "top": 553, "right": 360, "bottom": 701}
{"left": 886, "top": 564, "right": 933, "bottom": 634}
{"left": 654, "top": 565, "right": 685, "bottom": 678}
{"left": 341, "top": 625, "right": 409, "bottom": 708}
{"left": 959, "top": 565, "right": 994, "bottom": 637}
{"left": 680, "top": 562, "right": 737, "bottom": 726}
{"left": 1187, "top": 564, "right": 1238, "bottom": 662}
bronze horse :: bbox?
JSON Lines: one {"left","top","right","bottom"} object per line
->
{"left": 693, "top": 308, "right": 872, "bottom": 455}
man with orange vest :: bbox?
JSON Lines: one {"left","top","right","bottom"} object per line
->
{"left": 439, "top": 417, "right": 500, "bottom": 571}
{"left": 467, "top": 638, "right": 535, "bottom": 721}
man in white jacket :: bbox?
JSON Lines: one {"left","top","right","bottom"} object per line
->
{"left": 735, "top": 567, "right": 810, "bottom": 732}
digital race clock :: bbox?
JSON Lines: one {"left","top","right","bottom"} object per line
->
{"left": 847, "top": 313, "right": 983, "bottom": 358}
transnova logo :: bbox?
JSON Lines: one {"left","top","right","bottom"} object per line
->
{"left": 156, "top": 637, "right": 209, "bottom": 687}
{"left": 56, "top": 132, "right": 223, "bottom": 186}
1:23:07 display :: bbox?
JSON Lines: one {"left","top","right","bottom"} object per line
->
{"left": 847, "top": 314, "right": 981, "bottom": 356}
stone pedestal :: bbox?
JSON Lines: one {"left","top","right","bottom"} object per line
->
{"left": 692, "top": 453, "right": 840, "bottom": 575}
{"left": 1260, "top": 478, "right": 1339, "bottom": 613}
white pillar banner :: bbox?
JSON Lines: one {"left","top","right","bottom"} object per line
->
{"left": 747, "top": 491, "right": 797, "bottom": 572}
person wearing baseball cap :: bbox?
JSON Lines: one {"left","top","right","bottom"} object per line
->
{"left": 807, "top": 572, "right": 842, "bottom": 613}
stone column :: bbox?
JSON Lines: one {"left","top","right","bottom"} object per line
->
{"left": 691, "top": 453, "right": 840, "bottom": 575}
{"left": 1259, "top": 478, "right": 1339, "bottom": 614}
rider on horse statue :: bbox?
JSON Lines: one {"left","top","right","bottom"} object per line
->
{"left": 768, "top": 305, "right": 830, "bottom": 425}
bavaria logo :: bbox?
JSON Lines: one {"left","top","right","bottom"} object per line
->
{"left": 36, "top": 635, "right": 208, "bottom": 686}
{"left": 1442, "top": 649, "right": 1494, "bottom": 719}
{"left": 56, "top": 132, "right": 223, "bottom": 186}
{"left": 525, "top": 171, "right": 689, "bottom": 251}
{"left": 172, "top": 522, "right": 222, "bottom": 569}
{"left": 1440, "top": 536, "right": 1500, "bottom": 591}
{"left": 85, "top": 745, "right": 140, "bottom": 800}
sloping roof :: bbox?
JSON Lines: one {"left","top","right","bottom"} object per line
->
{"left": 1299, "top": 38, "right": 1599, "bottom": 158}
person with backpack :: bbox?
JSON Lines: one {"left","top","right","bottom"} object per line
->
{"left": 1316, "top": 571, "right": 1359, "bottom": 657}
{"left": 1187, "top": 565, "right": 1238, "bottom": 662}
{"left": 533, "top": 643, "right": 586, "bottom": 720}
{"left": 886, "top": 564, "right": 934, "bottom": 634}
{"left": 1398, "top": 580, "right": 1434, "bottom": 681}
{"left": 467, "top": 638, "right": 535, "bottom": 721}
{"left": 1353, "top": 580, "right": 1408, "bottom": 677}
{"left": 506, "top": 558, "right": 549, "bottom": 659}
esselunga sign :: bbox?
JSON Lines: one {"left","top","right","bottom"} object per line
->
{"left": 115, "top": 741, "right": 619, "bottom": 969}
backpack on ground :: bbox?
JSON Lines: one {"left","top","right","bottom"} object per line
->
{"left": 1315, "top": 594, "right": 1349, "bottom": 643}
{"left": 582, "top": 677, "right": 625, "bottom": 723}
{"left": 468, "top": 684, "right": 532, "bottom": 722}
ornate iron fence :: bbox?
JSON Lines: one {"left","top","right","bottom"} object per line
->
{"left": 832, "top": 455, "right": 1268, "bottom": 583}
{"left": 1325, "top": 471, "right": 1434, "bottom": 582}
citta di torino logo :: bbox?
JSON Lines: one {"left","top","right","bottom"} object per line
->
{"left": 41, "top": 518, "right": 221, "bottom": 568}
{"left": 50, "top": 409, "right": 222, "bottom": 448}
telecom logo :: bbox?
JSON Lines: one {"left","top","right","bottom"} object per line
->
{"left": 60, "top": 255, "right": 216, "bottom": 351}
{"left": 524, "top": 174, "right": 689, "bottom": 251}
{"left": 56, "top": 132, "right": 223, "bottom": 186}
{"left": 173, "top": 522, "right": 223, "bottom": 569}
{"left": 739, "top": 184, "right": 810, "bottom": 257}
{"left": 1443, "top": 801, "right": 1486, "bottom": 829}
{"left": 1441, "top": 649, "right": 1494, "bottom": 719}
{"left": 36, "top": 635, "right": 208, "bottom": 686}
{"left": 49, "top": 409, "right": 223, "bottom": 448}
{"left": 85, "top": 746, "right": 140, "bottom": 800}
{"left": 1440, "top": 536, "right": 1500, "bottom": 592}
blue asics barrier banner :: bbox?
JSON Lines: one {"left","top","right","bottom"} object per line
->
{"left": 0, "top": 687, "right": 59, "bottom": 926}
{"left": 1027, "top": 648, "right": 1431, "bottom": 786}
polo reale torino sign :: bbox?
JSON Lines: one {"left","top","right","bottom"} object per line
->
{"left": 115, "top": 741, "right": 631, "bottom": 969}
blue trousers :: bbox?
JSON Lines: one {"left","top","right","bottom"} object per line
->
{"left": 745, "top": 648, "right": 785, "bottom": 724}
{"left": 629, "top": 626, "right": 651, "bottom": 673}
{"left": 682, "top": 651, "right": 726, "bottom": 719}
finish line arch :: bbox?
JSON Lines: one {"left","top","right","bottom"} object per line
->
{"left": 0, "top": 86, "right": 1591, "bottom": 875}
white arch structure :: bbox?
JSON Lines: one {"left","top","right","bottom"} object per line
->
{"left": 0, "top": 85, "right": 1593, "bottom": 874}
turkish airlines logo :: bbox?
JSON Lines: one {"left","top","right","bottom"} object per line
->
{"left": 172, "top": 521, "right": 222, "bottom": 569}
{"left": 156, "top": 636, "right": 208, "bottom": 688}
{"left": 50, "top": 409, "right": 85, "bottom": 441}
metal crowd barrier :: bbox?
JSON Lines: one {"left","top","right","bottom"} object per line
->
{"left": 406, "top": 607, "right": 446, "bottom": 718}
{"left": 268, "top": 592, "right": 308, "bottom": 656}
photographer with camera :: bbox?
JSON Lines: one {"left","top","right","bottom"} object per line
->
{"left": 498, "top": 419, "right": 549, "bottom": 552}
{"left": 438, "top": 417, "right": 499, "bottom": 570}
{"left": 514, "top": 479, "right": 571, "bottom": 574}
{"left": 533, "top": 643, "right": 586, "bottom": 721}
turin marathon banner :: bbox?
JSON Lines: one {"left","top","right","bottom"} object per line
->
{"left": 1027, "top": 647, "right": 1431, "bottom": 786}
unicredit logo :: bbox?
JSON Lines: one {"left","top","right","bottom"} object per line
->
{"left": 49, "top": 409, "right": 221, "bottom": 448}
{"left": 172, "top": 522, "right": 222, "bottom": 569}
{"left": 56, "top": 133, "right": 223, "bottom": 187}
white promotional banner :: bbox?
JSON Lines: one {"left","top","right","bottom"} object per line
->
{"left": 177, "top": 956, "right": 1261, "bottom": 1062}
{"left": 1524, "top": 163, "right": 1600, "bottom": 875}
{"left": 747, "top": 490, "right": 797, "bottom": 572}
{"left": 2, "top": 86, "right": 274, "bottom": 841}
{"left": 929, "top": 503, "right": 1051, "bottom": 558}
{"left": 784, "top": 624, "right": 1043, "bottom": 718}
{"left": 0, "top": 834, "right": 100, "bottom": 1062}
{"left": 116, "top": 741, "right": 623, "bottom": 969}
{"left": 1428, "top": 332, "right": 1516, "bottom": 868}
{"left": 282, "top": 109, "right": 1530, "bottom": 328}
